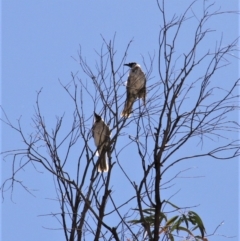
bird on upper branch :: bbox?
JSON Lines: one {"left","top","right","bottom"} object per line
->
{"left": 92, "top": 112, "right": 111, "bottom": 172}
{"left": 121, "top": 62, "right": 146, "bottom": 118}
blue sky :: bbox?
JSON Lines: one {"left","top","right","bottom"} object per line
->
{"left": 1, "top": 1, "right": 239, "bottom": 241}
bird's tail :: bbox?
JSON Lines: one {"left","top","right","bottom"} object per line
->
{"left": 97, "top": 151, "right": 109, "bottom": 172}
{"left": 121, "top": 98, "right": 134, "bottom": 118}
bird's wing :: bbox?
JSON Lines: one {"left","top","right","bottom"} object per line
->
{"left": 127, "top": 74, "right": 138, "bottom": 95}
{"left": 105, "top": 124, "right": 111, "bottom": 142}
{"left": 92, "top": 123, "right": 95, "bottom": 138}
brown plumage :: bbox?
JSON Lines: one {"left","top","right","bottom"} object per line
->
{"left": 121, "top": 62, "right": 146, "bottom": 118}
{"left": 92, "top": 112, "right": 110, "bottom": 172}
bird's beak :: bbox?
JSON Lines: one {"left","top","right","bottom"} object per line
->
{"left": 124, "top": 63, "right": 131, "bottom": 67}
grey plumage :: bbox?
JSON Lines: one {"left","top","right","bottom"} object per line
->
{"left": 121, "top": 62, "right": 146, "bottom": 118}
{"left": 92, "top": 112, "right": 110, "bottom": 172}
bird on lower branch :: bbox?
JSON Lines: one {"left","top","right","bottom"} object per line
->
{"left": 92, "top": 112, "right": 111, "bottom": 172}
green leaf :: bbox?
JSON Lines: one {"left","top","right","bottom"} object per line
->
{"left": 166, "top": 215, "right": 179, "bottom": 226}
{"left": 182, "top": 214, "right": 189, "bottom": 229}
{"left": 164, "top": 200, "right": 180, "bottom": 210}
{"left": 188, "top": 211, "right": 206, "bottom": 237}
{"left": 177, "top": 226, "right": 194, "bottom": 236}
{"left": 141, "top": 208, "right": 155, "bottom": 214}
{"left": 168, "top": 233, "right": 174, "bottom": 241}
{"left": 159, "top": 212, "right": 167, "bottom": 223}
{"left": 144, "top": 215, "right": 155, "bottom": 225}
{"left": 190, "top": 211, "right": 205, "bottom": 226}
{"left": 170, "top": 217, "right": 182, "bottom": 233}
{"left": 132, "top": 208, "right": 155, "bottom": 214}
{"left": 195, "top": 235, "right": 206, "bottom": 240}
{"left": 128, "top": 209, "right": 167, "bottom": 227}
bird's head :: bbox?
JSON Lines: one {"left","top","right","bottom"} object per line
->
{"left": 94, "top": 112, "right": 102, "bottom": 122}
{"left": 124, "top": 62, "right": 138, "bottom": 68}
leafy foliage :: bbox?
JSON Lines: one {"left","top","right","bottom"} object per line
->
{"left": 129, "top": 204, "right": 207, "bottom": 241}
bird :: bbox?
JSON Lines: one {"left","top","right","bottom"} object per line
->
{"left": 92, "top": 112, "right": 111, "bottom": 172}
{"left": 121, "top": 62, "right": 146, "bottom": 118}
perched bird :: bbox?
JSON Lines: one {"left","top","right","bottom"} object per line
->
{"left": 121, "top": 62, "right": 146, "bottom": 118}
{"left": 92, "top": 112, "right": 111, "bottom": 172}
